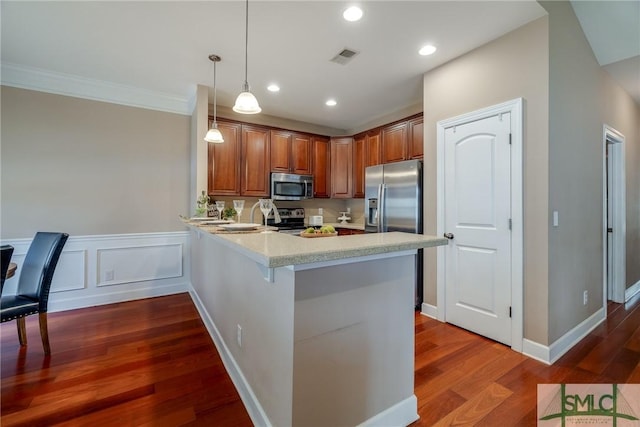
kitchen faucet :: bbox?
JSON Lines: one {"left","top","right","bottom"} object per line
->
{"left": 249, "top": 201, "right": 281, "bottom": 224}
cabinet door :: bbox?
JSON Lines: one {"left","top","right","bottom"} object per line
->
{"left": 366, "top": 130, "right": 382, "bottom": 166}
{"left": 291, "top": 134, "right": 312, "bottom": 175}
{"left": 331, "top": 137, "right": 353, "bottom": 198}
{"left": 312, "top": 136, "right": 331, "bottom": 198}
{"left": 270, "top": 130, "right": 292, "bottom": 172}
{"left": 208, "top": 121, "right": 241, "bottom": 196}
{"left": 408, "top": 117, "right": 424, "bottom": 159}
{"left": 241, "top": 125, "right": 270, "bottom": 197}
{"left": 353, "top": 134, "right": 366, "bottom": 198}
{"left": 381, "top": 122, "right": 408, "bottom": 163}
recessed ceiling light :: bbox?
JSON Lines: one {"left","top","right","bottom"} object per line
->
{"left": 326, "top": 99, "right": 337, "bottom": 107}
{"left": 267, "top": 84, "right": 280, "bottom": 92}
{"left": 343, "top": 6, "right": 363, "bottom": 22}
{"left": 419, "top": 45, "right": 437, "bottom": 56}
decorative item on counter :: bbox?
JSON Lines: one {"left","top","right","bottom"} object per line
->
{"left": 233, "top": 200, "right": 245, "bottom": 222}
{"left": 223, "top": 207, "right": 237, "bottom": 220}
{"left": 195, "top": 191, "right": 210, "bottom": 217}
{"left": 338, "top": 212, "right": 351, "bottom": 224}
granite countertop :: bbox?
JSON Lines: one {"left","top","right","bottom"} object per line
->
{"left": 184, "top": 219, "right": 447, "bottom": 268}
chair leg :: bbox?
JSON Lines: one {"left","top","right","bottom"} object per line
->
{"left": 39, "top": 312, "right": 51, "bottom": 355}
{"left": 16, "top": 317, "right": 27, "bottom": 346}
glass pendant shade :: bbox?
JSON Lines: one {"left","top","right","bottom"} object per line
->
{"left": 204, "top": 124, "right": 224, "bottom": 143}
{"left": 205, "top": 54, "right": 224, "bottom": 143}
{"left": 234, "top": 0, "right": 261, "bottom": 115}
{"left": 233, "top": 84, "right": 261, "bottom": 114}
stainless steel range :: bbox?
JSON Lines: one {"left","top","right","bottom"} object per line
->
{"left": 267, "top": 207, "right": 307, "bottom": 235}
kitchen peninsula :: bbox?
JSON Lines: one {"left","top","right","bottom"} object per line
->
{"left": 186, "top": 221, "right": 447, "bottom": 427}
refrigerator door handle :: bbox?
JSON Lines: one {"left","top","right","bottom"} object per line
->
{"left": 378, "top": 183, "right": 386, "bottom": 233}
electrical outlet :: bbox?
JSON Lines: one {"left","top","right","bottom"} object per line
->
{"left": 583, "top": 290, "right": 588, "bottom": 306}
{"left": 237, "top": 324, "right": 242, "bottom": 347}
{"left": 105, "top": 270, "right": 114, "bottom": 281}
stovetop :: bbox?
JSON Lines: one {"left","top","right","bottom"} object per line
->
{"left": 267, "top": 207, "right": 306, "bottom": 230}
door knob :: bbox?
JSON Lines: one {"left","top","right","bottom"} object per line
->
{"left": 444, "top": 233, "right": 454, "bottom": 240}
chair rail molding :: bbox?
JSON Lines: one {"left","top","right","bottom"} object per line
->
{"left": 1, "top": 232, "right": 190, "bottom": 312}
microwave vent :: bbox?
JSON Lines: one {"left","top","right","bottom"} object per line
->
{"left": 330, "top": 48, "right": 359, "bottom": 65}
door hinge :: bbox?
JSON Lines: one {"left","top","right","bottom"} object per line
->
{"left": 509, "top": 306, "right": 512, "bottom": 318}
{"left": 508, "top": 218, "right": 512, "bottom": 230}
{"left": 509, "top": 133, "right": 512, "bottom": 145}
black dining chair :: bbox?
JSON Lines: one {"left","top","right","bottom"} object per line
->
{"left": 1, "top": 244, "right": 15, "bottom": 295}
{"left": 1, "top": 232, "right": 68, "bottom": 355}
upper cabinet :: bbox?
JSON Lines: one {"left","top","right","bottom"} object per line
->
{"left": 207, "top": 113, "right": 422, "bottom": 199}
{"left": 241, "top": 125, "right": 271, "bottom": 197}
{"left": 382, "top": 122, "right": 408, "bottom": 164}
{"left": 353, "top": 129, "right": 381, "bottom": 198}
{"left": 311, "top": 136, "right": 331, "bottom": 198}
{"left": 381, "top": 114, "right": 423, "bottom": 163}
{"left": 330, "top": 137, "right": 353, "bottom": 199}
{"left": 208, "top": 121, "right": 242, "bottom": 196}
{"left": 270, "top": 130, "right": 312, "bottom": 175}
{"left": 407, "top": 116, "right": 423, "bottom": 160}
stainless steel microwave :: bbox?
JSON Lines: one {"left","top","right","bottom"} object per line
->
{"left": 271, "top": 173, "right": 313, "bottom": 201}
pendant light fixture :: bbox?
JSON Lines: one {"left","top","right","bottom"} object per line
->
{"left": 204, "top": 54, "right": 224, "bottom": 143}
{"left": 233, "top": 0, "right": 261, "bottom": 114}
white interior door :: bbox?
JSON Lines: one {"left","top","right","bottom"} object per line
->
{"left": 443, "top": 113, "right": 512, "bottom": 345}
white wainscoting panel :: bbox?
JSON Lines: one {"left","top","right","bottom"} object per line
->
{"left": 1, "top": 232, "right": 190, "bottom": 312}
{"left": 97, "top": 244, "right": 183, "bottom": 286}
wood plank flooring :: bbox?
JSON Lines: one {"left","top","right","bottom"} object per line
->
{"left": 2, "top": 293, "right": 639, "bottom": 426}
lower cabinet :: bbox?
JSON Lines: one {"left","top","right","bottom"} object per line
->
{"left": 336, "top": 228, "right": 365, "bottom": 236}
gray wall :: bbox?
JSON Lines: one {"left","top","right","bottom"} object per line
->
{"left": 422, "top": 17, "right": 550, "bottom": 344}
{"left": 601, "top": 72, "right": 640, "bottom": 290}
{"left": 543, "top": 1, "right": 640, "bottom": 342}
{"left": 1, "top": 86, "right": 191, "bottom": 239}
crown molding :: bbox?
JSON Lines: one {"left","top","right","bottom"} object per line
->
{"left": 1, "top": 63, "right": 192, "bottom": 116}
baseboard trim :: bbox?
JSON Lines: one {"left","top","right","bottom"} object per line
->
{"left": 48, "top": 283, "right": 188, "bottom": 312}
{"left": 420, "top": 303, "right": 438, "bottom": 319}
{"left": 187, "top": 285, "right": 271, "bottom": 427}
{"left": 523, "top": 307, "right": 606, "bottom": 365}
{"left": 357, "top": 395, "right": 419, "bottom": 427}
{"left": 625, "top": 280, "right": 640, "bottom": 302}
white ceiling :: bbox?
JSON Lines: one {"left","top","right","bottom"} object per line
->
{"left": 571, "top": 0, "right": 640, "bottom": 105}
{"left": 1, "top": 1, "right": 636, "bottom": 132}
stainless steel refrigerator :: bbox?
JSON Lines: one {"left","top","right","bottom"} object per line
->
{"left": 365, "top": 159, "right": 423, "bottom": 308}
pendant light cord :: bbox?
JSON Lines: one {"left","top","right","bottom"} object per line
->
{"left": 244, "top": 0, "right": 249, "bottom": 89}
{"left": 213, "top": 59, "right": 218, "bottom": 126}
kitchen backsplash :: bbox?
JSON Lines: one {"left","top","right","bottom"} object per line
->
{"left": 208, "top": 197, "right": 365, "bottom": 225}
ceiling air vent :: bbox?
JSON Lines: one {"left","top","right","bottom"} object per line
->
{"left": 330, "top": 48, "right": 359, "bottom": 65}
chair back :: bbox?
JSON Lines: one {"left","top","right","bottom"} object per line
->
{"left": 1, "top": 245, "right": 15, "bottom": 294}
{"left": 16, "top": 232, "right": 68, "bottom": 311}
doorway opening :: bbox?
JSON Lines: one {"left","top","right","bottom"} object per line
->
{"left": 603, "top": 125, "right": 625, "bottom": 305}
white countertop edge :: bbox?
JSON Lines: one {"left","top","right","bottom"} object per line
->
{"left": 187, "top": 223, "right": 447, "bottom": 268}
{"left": 285, "top": 249, "right": 417, "bottom": 271}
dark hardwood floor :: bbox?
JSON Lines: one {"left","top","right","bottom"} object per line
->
{"left": 2, "top": 293, "right": 639, "bottom": 426}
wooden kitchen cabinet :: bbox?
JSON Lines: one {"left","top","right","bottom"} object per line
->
{"left": 312, "top": 136, "right": 331, "bottom": 198}
{"left": 353, "top": 134, "right": 366, "bottom": 198}
{"left": 407, "top": 116, "right": 423, "bottom": 159}
{"left": 381, "top": 122, "right": 408, "bottom": 163}
{"left": 208, "top": 120, "right": 242, "bottom": 196}
{"left": 330, "top": 137, "right": 353, "bottom": 198}
{"left": 241, "top": 125, "right": 270, "bottom": 197}
{"left": 353, "top": 130, "right": 382, "bottom": 198}
{"left": 270, "top": 130, "right": 312, "bottom": 174}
